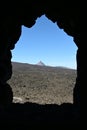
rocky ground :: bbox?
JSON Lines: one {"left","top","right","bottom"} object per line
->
{"left": 8, "top": 62, "right": 77, "bottom": 105}
{"left": 0, "top": 62, "right": 79, "bottom": 128}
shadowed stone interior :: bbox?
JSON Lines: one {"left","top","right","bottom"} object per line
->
{"left": 0, "top": 1, "right": 81, "bottom": 112}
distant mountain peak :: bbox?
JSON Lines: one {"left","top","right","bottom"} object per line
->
{"left": 36, "top": 61, "right": 45, "bottom": 66}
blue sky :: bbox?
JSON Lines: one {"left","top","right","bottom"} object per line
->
{"left": 11, "top": 15, "right": 78, "bottom": 69}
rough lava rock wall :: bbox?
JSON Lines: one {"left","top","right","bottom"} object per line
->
{"left": 0, "top": 1, "right": 82, "bottom": 124}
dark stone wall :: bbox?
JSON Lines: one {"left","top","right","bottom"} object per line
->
{"left": 0, "top": 1, "right": 81, "bottom": 120}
